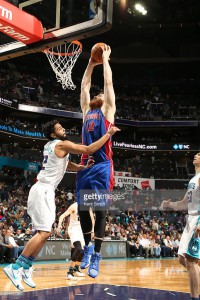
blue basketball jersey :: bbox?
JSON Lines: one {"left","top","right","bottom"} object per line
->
{"left": 80, "top": 108, "right": 113, "bottom": 165}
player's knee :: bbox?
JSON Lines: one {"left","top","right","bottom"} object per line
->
{"left": 71, "top": 241, "right": 83, "bottom": 261}
{"left": 185, "top": 254, "right": 198, "bottom": 270}
{"left": 71, "top": 248, "right": 82, "bottom": 261}
{"left": 71, "top": 247, "right": 75, "bottom": 259}
{"left": 77, "top": 251, "right": 84, "bottom": 262}
{"left": 178, "top": 255, "right": 185, "bottom": 266}
{"left": 38, "top": 231, "right": 51, "bottom": 241}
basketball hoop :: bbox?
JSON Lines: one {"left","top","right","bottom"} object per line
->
{"left": 43, "top": 40, "right": 82, "bottom": 90}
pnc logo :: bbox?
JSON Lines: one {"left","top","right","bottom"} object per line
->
{"left": 0, "top": 6, "right": 12, "bottom": 21}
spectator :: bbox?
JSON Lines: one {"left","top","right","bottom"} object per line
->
{"left": 152, "top": 237, "right": 161, "bottom": 258}
{"left": 66, "top": 190, "right": 73, "bottom": 206}
{"left": 163, "top": 235, "right": 175, "bottom": 257}
{"left": 6, "top": 229, "right": 24, "bottom": 261}
{"left": 0, "top": 228, "right": 14, "bottom": 263}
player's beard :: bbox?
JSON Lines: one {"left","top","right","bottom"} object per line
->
{"left": 59, "top": 132, "right": 68, "bottom": 141}
{"left": 89, "top": 98, "right": 103, "bottom": 110}
{"left": 60, "top": 135, "right": 68, "bottom": 141}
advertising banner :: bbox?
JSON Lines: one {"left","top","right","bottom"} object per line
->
{"left": 32, "top": 240, "right": 127, "bottom": 261}
{"left": 0, "top": 157, "right": 38, "bottom": 172}
{"left": 113, "top": 141, "right": 196, "bottom": 151}
{"left": 0, "top": 123, "right": 45, "bottom": 139}
{"left": 114, "top": 176, "right": 155, "bottom": 190}
{"left": 0, "top": 97, "right": 18, "bottom": 109}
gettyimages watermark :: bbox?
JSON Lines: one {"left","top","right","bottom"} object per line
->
{"left": 79, "top": 188, "right": 188, "bottom": 211}
{"left": 79, "top": 189, "right": 112, "bottom": 210}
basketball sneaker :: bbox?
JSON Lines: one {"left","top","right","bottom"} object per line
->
{"left": 73, "top": 266, "right": 85, "bottom": 277}
{"left": 3, "top": 264, "right": 24, "bottom": 291}
{"left": 22, "top": 267, "right": 36, "bottom": 288}
{"left": 67, "top": 271, "right": 78, "bottom": 280}
{"left": 80, "top": 244, "right": 94, "bottom": 269}
{"left": 88, "top": 252, "right": 101, "bottom": 278}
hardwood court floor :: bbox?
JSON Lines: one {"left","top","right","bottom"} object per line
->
{"left": 0, "top": 258, "right": 189, "bottom": 294}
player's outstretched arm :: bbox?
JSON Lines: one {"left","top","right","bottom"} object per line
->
{"left": 160, "top": 193, "right": 188, "bottom": 211}
{"left": 57, "top": 126, "right": 120, "bottom": 156}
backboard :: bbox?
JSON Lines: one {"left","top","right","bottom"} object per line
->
{"left": 0, "top": 0, "right": 113, "bottom": 61}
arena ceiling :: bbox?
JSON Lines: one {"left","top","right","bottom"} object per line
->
{"left": 85, "top": 0, "right": 200, "bottom": 63}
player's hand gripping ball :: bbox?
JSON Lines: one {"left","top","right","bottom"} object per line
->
{"left": 91, "top": 42, "right": 107, "bottom": 64}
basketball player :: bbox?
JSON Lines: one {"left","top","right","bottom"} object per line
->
{"left": 76, "top": 44, "right": 116, "bottom": 278}
{"left": 161, "top": 152, "right": 200, "bottom": 300}
{"left": 3, "top": 119, "right": 120, "bottom": 291}
{"left": 57, "top": 202, "right": 94, "bottom": 280}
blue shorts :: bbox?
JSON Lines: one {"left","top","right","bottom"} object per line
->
{"left": 76, "top": 160, "right": 114, "bottom": 205}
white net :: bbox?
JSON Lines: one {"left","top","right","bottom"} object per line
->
{"left": 43, "top": 41, "right": 82, "bottom": 90}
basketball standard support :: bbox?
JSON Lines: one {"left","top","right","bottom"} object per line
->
{"left": 0, "top": 0, "right": 43, "bottom": 44}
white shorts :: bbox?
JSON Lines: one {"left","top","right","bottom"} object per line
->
{"left": 68, "top": 224, "right": 85, "bottom": 248}
{"left": 178, "top": 214, "right": 200, "bottom": 259}
{"left": 27, "top": 182, "right": 55, "bottom": 232}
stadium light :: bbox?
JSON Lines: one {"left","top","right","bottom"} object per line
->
{"left": 135, "top": 3, "right": 147, "bottom": 15}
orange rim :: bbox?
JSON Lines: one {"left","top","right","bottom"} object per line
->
{"left": 43, "top": 40, "right": 82, "bottom": 56}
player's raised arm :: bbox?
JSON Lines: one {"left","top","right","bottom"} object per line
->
{"left": 102, "top": 45, "right": 116, "bottom": 121}
{"left": 81, "top": 58, "right": 99, "bottom": 120}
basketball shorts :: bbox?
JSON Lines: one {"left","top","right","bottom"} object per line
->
{"left": 178, "top": 214, "right": 200, "bottom": 259}
{"left": 68, "top": 224, "right": 85, "bottom": 248}
{"left": 76, "top": 160, "right": 114, "bottom": 205}
{"left": 27, "top": 181, "right": 55, "bottom": 232}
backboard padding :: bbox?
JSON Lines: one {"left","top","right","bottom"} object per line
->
{"left": 0, "top": 0, "right": 113, "bottom": 61}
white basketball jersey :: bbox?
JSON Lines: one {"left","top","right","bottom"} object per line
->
{"left": 187, "top": 173, "right": 200, "bottom": 215}
{"left": 69, "top": 203, "right": 80, "bottom": 227}
{"left": 37, "top": 139, "right": 69, "bottom": 189}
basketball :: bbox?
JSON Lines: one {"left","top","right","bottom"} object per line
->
{"left": 91, "top": 42, "right": 106, "bottom": 63}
